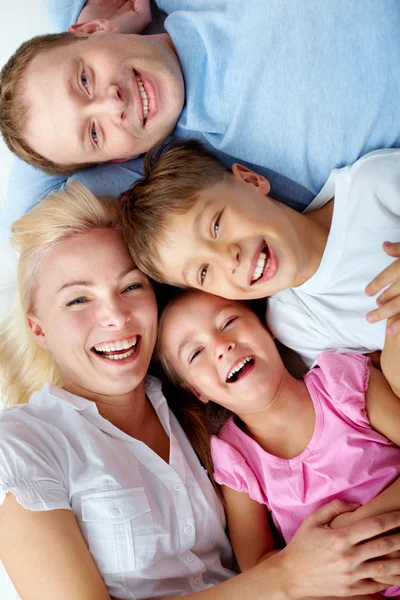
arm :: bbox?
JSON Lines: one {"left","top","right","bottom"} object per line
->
{"left": 331, "top": 363, "right": 400, "bottom": 530}
{"left": 220, "top": 484, "right": 277, "bottom": 571}
{"left": 2, "top": 492, "right": 400, "bottom": 600}
{"left": 77, "top": 0, "right": 152, "bottom": 33}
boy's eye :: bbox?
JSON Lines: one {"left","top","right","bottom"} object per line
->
{"left": 189, "top": 348, "right": 202, "bottom": 363}
{"left": 199, "top": 265, "right": 209, "bottom": 286}
{"left": 212, "top": 212, "right": 223, "bottom": 238}
{"left": 66, "top": 297, "right": 88, "bottom": 307}
{"left": 222, "top": 316, "right": 238, "bottom": 330}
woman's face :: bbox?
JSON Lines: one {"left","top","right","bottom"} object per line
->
{"left": 28, "top": 228, "right": 158, "bottom": 401}
{"left": 159, "top": 290, "right": 285, "bottom": 416}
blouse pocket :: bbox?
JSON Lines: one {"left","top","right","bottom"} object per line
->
{"left": 81, "top": 487, "right": 156, "bottom": 573}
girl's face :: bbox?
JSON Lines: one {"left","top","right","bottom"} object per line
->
{"left": 28, "top": 228, "right": 158, "bottom": 401}
{"left": 159, "top": 291, "right": 285, "bottom": 415}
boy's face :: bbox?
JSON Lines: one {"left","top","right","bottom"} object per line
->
{"left": 23, "top": 32, "right": 185, "bottom": 165}
{"left": 160, "top": 290, "right": 284, "bottom": 414}
{"left": 154, "top": 166, "right": 310, "bottom": 300}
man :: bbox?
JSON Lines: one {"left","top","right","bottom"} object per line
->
{"left": 1, "top": 0, "right": 400, "bottom": 228}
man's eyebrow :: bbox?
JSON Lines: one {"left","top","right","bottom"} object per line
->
{"left": 67, "top": 57, "right": 91, "bottom": 154}
{"left": 57, "top": 267, "right": 140, "bottom": 294}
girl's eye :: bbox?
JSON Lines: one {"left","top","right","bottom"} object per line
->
{"left": 199, "top": 265, "right": 209, "bottom": 286}
{"left": 189, "top": 348, "right": 202, "bottom": 363}
{"left": 213, "top": 212, "right": 222, "bottom": 238}
{"left": 222, "top": 316, "right": 238, "bottom": 330}
{"left": 123, "top": 283, "right": 144, "bottom": 293}
{"left": 66, "top": 297, "right": 87, "bottom": 307}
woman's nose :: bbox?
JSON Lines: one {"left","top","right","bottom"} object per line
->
{"left": 99, "top": 300, "right": 131, "bottom": 328}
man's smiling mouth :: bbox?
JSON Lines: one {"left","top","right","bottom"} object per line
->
{"left": 135, "top": 73, "right": 149, "bottom": 122}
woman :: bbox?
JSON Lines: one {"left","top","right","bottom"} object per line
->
{"left": 0, "top": 182, "right": 399, "bottom": 600}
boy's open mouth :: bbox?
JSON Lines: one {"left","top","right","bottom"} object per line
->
{"left": 250, "top": 241, "right": 271, "bottom": 284}
{"left": 91, "top": 335, "right": 140, "bottom": 361}
{"left": 226, "top": 356, "right": 255, "bottom": 383}
{"left": 134, "top": 72, "right": 149, "bottom": 123}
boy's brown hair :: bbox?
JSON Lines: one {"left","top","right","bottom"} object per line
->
{"left": 119, "top": 139, "right": 230, "bottom": 283}
{"left": 0, "top": 32, "right": 97, "bottom": 175}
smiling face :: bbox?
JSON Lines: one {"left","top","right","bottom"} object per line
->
{"left": 152, "top": 166, "right": 316, "bottom": 300}
{"left": 22, "top": 32, "right": 184, "bottom": 165}
{"left": 28, "top": 228, "right": 158, "bottom": 401}
{"left": 159, "top": 291, "right": 285, "bottom": 415}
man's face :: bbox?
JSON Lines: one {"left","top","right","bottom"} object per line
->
{"left": 154, "top": 167, "right": 311, "bottom": 300}
{"left": 23, "top": 32, "right": 185, "bottom": 165}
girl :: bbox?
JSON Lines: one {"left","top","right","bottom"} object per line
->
{"left": 1, "top": 182, "right": 395, "bottom": 600}
{"left": 158, "top": 289, "right": 400, "bottom": 596}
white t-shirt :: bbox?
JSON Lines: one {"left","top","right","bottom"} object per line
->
{"left": 267, "top": 149, "right": 400, "bottom": 367}
{"left": 0, "top": 377, "right": 234, "bottom": 599}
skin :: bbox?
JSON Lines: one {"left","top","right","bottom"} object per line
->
{"left": 23, "top": 21, "right": 185, "bottom": 165}
{"left": 154, "top": 165, "right": 332, "bottom": 299}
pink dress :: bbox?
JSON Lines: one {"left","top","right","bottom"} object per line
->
{"left": 211, "top": 353, "right": 400, "bottom": 597}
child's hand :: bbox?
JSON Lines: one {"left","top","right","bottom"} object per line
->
{"left": 329, "top": 510, "right": 357, "bottom": 529}
{"left": 366, "top": 242, "right": 400, "bottom": 335}
{"left": 78, "top": 0, "right": 152, "bottom": 34}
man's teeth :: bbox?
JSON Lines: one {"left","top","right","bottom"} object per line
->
{"left": 252, "top": 251, "right": 270, "bottom": 282}
{"left": 135, "top": 74, "right": 149, "bottom": 120}
{"left": 227, "top": 356, "right": 253, "bottom": 381}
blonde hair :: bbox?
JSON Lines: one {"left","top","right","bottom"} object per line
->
{"left": 0, "top": 32, "right": 96, "bottom": 175}
{"left": 120, "top": 139, "right": 230, "bottom": 283}
{"left": 0, "top": 181, "right": 122, "bottom": 406}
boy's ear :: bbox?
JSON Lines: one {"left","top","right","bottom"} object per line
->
{"left": 68, "top": 19, "right": 119, "bottom": 37}
{"left": 181, "top": 382, "right": 209, "bottom": 404}
{"left": 232, "top": 163, "right": 271, "bottom": 196}
{"left": 27, "top": 314, "right": 50, "bottom": 350}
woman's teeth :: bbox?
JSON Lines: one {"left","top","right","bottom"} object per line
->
{"left": 92, "top": 336, "right": 138, "bottom": 360}
{"left": 135, "top": 74, "right": 149, "bottom": 120}
{"left": 252, "top": 250, "right": 270, "bottom": 282}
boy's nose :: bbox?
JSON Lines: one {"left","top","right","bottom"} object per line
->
{"left": 219, "top": 244, "right": 240, "bottom": 273}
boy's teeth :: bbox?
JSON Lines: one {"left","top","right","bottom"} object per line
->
{"left": 252, "top": 250, "right": 270, "bottom": 282}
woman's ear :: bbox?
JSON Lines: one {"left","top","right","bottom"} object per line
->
{"left": 231, "top": 163, "right": 271, "bottom": 196}
{"left": 27, "top": 314, "right": 49, "bottom": 350}
{"left": 181, "top": 382, "right": 209, "bottom": 404}
{"left": 68, "top": 19, "right": 118, "bottom": 37}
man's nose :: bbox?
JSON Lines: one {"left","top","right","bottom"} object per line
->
{"left": 91, "top": 85, "right": 125, "bottom": 120}
{"left": 216, "top": 341, "right": 236, "bottom": 361}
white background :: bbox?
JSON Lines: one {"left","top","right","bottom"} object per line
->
{"left": 0, "top": 1, "right": 51, "bottom": 206}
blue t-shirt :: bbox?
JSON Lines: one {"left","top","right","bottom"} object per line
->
{"left": 2, "top": 0, "right": 400, "bottom": 231}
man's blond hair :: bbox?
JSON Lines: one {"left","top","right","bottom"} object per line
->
{"left": 120, "top": 139, "right": 230, "bottom": 284}
{"left": 0, "top": 32, "right": 96, "bottom": 175}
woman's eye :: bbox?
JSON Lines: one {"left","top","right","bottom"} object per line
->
{"left": 213, "top": 212, "right": 222, "bottom": 238}
{"left": 222, "top": 316, "right": 238, "bottom": 330}
{"left": 66, "top": 297, "right": 87, "bottom": 307}
{"left": 123, "top": 283, "right": 144, "bottom": 293}
{"left": 189, "top": 349, "right": 202, "bottom": 363}
{"left": 199, "top": 265, "right": 209, "bottom": 286}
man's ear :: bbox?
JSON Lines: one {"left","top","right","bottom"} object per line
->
{"left": 68, "top": 19, "right": 119, "bottom": 37}
{"left": 231, "top": 163, "right": 271, "bottom": 196}
{"left": 27, "top": 314, "right": 49, "bottom": 350}
{"left": 181, "top": 382, "right": 209, "bottom": 404}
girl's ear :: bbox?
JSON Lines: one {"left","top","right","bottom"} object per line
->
{"left": 68, "top": 19, "right": 118, "bottom": 36}
{"left": 181, "top": 382, "right": 209, "bottom": 404}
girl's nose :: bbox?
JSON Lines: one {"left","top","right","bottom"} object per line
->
{"left": 216, "top": 341, "right": 235, "bottom": 361}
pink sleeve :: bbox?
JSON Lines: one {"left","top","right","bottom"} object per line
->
{"left": 210, "top": 435, "right": 266, "bottom": 504}
{"left": 311, "top": 352, "right": 371, "bottom": 427}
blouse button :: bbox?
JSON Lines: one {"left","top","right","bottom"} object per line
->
{"left": 186, "top": 553, "right": 194, "bottom": 563}
{"left": 193, "top": 576, "right": 202, "bottom": 586}
{"left": 110, "top": 507, "right": 120, "bottom": 517}
{"left": 173, "top": 482, "right": 181, "bottom": 492}
{"left": 184, "top": 525, "right": 192, "bottom": 534}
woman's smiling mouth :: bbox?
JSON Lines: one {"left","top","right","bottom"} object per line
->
{"left": 91, "top": 335, "right": 140, "bottom": 362}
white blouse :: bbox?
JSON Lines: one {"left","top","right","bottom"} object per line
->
{"left": 0, "top": 377, "right": 234, "bottom": 599}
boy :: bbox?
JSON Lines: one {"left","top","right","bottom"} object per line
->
{"left": 120, "top": 140, "right": 400, "bottom": 367}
